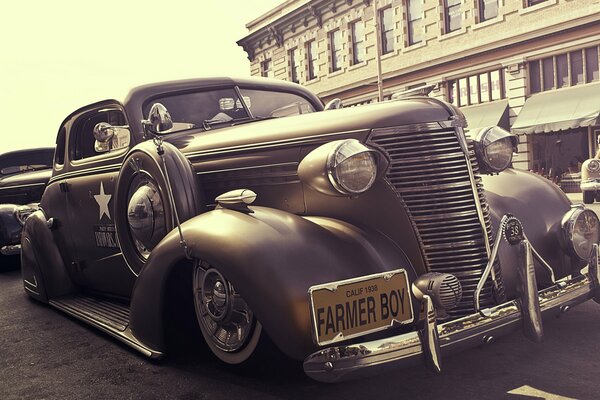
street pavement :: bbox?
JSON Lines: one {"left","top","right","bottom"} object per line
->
{"left": 1, "top": 193, "right": 600, "bottom": 399}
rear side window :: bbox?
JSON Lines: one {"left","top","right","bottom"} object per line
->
{"left": 55, "top": 127, "right": 66, "bottom": 167}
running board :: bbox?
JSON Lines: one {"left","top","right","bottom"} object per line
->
{"left": 49, "top": 294, "right": 163, "bottom": 359}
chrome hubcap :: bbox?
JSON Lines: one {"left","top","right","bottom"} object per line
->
{"left": 194, "top": 266, "right": 254, "bottom": 353}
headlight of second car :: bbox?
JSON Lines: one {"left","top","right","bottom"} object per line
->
{"left": 299, "top": 139, "right": 382, "bottom": 196}
{"left": 561, "top": 207, "right": 600, "bottom": 260}
{"left": 472, "top": 126, "right": 518, "bottom": 174}
{"left": 15, "top": 204, "right": 39, "bottom": 226}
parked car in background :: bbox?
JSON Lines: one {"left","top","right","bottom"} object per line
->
{"left": 581, "top": 150, "right": 600, "bottom": 203}
{"left": 20, "top": 77, "right": 600, "bottom": 382}
{"left": 0, "top": 148, "right": 53, "bottom": 260}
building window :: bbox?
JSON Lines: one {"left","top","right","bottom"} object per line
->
{"left": 306, "top": 40, "right": 318, "bottom": 80}
{"left": 526, "top": 0, "right": 548, "bottom": 6}
{"left": 528, "top": 46, "right": 600, "bottom": 94}
{"left": 289, "top": 48, "right": 300, "bottom": 83}
{"left": 380, "top": 7, "right": 394, "bottom": 54}
{"left": 329, "top": 29, "right": 343, "bottom": 72}
{"left": 444, "top": 0, "right": 461, "bottom": 34}
{"left": 447, "top": 68, "right": 505, "bottom": 107}
{"left": 261, "top": 59, "right": 273, "bottom": 78}
{"left": 407, "top": 0, "right": 422, "bottom": 46}
{"left": 478, "top": 0, "right": 498, "bottom": 22}
{"left": 350, "top": 20, "right": 365, "bottom": 64}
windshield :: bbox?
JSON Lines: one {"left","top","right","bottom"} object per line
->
{"left": 143, "top": 86, "right": 316, "bottom": 134}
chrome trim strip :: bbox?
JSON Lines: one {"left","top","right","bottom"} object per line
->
{"left": 0, "top": 244, "right": 21, "bottom": 256}
{"left": 48, "top": 163, "right": 122, "bottom": 185}
{"left": 196, "top": 161, "right": 299, "bottom": 176}
{"left": 185, "top": 129, "right": 369, "bottom": 160}
{"left": 371, "top": 122, "right": 446, "bottom": 135}
{"left": 0, "top": 182, "right": 45, "bottom": 191}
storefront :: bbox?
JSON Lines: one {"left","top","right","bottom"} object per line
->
{"left": 512, "top": 82, "right": 600, "bottom": 191}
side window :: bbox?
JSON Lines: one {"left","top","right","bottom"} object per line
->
{"left": 71, "top": 109, "right": 130, "bottom": 161}
{"left": 55, "top": 126, "right": 66, "bottom": 168}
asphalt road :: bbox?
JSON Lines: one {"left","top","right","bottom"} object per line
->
{"left": 1, "top": 193, "right": 599, "bottom": 400}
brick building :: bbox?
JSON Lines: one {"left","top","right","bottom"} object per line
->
{"left": 238, "top": 0, "right": 600, "bottom": 186}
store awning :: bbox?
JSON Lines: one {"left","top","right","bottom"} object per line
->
{"left": 460, "top": 100, "right": 509, "bottom": 131}
{"left": 512, "top": 83, "right": 600, "bottom": 134}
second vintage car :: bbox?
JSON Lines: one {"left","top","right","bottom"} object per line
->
{"left": 0, "top": 147, "right": 53, "bottom": 260}
{"left": 21, "top": 77, "right": 600, "bottom": 382}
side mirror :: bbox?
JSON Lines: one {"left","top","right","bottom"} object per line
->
{"left": 94, "top": 122, "right": 115, "bottom": 153}
{"left": 324, "top": 98, "right": 343, "bottom": 110}
{"left": 93, "top": 122, "right": 115, "bottom": 142}
{"left": 142, "top": 103, "right": 173, "bottom": 134}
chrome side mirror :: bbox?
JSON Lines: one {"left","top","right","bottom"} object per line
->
{"left": 93, "top": 122, "right": 115, "bottom": 142}
{"left": 142, "top": 103, "right": 173, "bottom": 134}
{"left": 94, "top": 122, "right": 115, "bottom": 153}
{"left": 324, "top": 98, "right": 343, "bottom": 110}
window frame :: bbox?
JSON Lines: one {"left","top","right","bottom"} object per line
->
{"left": 288, "top": 48, "right": 300, "bottom": 83}
{"left": 444, "top": 0, "right": 462, "bottom": 34}
{"left": 406, "top": 0, "right": 422, "bottom": 46}
{"left": 379, "top": 6, "right": 395, "bottom": 54}
{"left": 306, "top": 40, "right": 319, "bottom": 81}
{"left": 329, "top": 29, "right": 343, "bottom": 72}
{"left": 260, "top": 59, "right": 273, "bottom": 78}
{"left": 478, "top": 0, "right": 499, "bottom": 22}
{"left": 350, "top": 19, "right": 365, "bottom": 65}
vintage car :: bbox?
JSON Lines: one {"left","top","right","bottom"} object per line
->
{"left": 581, "top": 150, "right": 600, "bottom": 203}
{"left": 21, "top": 77, "right": 600, "bottom": 383}
{"left": 0, "top": 147, "right": 53, "bottom": 259}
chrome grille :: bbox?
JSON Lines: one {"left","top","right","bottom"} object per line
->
{"left": 370, "top": 125, "right": 504, "bottom": 316}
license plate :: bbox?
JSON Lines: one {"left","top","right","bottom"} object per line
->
{"left": 309, "top": 269, "right": 414, "bottom": 346}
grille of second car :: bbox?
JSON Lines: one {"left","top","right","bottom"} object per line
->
{"left": 369, "top": 125, "right": 505, "bottom": 316}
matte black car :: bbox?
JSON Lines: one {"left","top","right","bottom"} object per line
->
{"left": 21, "top": 77, "right": 600, "bottom": 382}
{"left": 0, "top": 148, "right": 53, "bottom": 259}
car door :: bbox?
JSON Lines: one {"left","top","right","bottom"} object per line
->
{"left": 63, "top": 102, "right": 137, "bottom": 298}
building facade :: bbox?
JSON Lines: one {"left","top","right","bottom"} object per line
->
{"left": 238, "top": 0, "right": 600, "bottom": 188}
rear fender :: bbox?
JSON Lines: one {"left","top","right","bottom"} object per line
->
{"left": 129, "top": 206, "right": 417, "bottom": 360}
{"left": 20, "top": 210, "right": 74, "bottom": 302}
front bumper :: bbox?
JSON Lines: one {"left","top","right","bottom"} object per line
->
{"left": 303, "top": 242, "right": 600, "bottom": 383}
{"left": 1, "top": 244, "right": 21, "bottom": 256}
{"left": 581, "top": 180, "right": 600, "bottom": 191}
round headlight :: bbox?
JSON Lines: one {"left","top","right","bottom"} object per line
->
{"left": 562, "top": 208, "right": 600, "bottom": 260}
{"left": 328, "top": 140, "right": 377, "bottom": 195}
{"left": 472, "top": 126, "right": 517, "bottom": 174}
{"left": 127, "top": 181, "right": 165, "bottom": 259}
{"left": 587, "top": 159, "right": 600, "bottom": 173}
{"left": 15, "top": 204, "right": 38, "bottom": 226}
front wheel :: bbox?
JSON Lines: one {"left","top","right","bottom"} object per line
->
{"left": 583, "top": 190, "right": 595, "bottom": 204}
{"left": 192, "top": 262, "right": 262, "bottom": 364}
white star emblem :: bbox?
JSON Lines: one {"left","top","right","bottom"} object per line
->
{"left": 94, "top": 182, "right": 112, "bottom": 221}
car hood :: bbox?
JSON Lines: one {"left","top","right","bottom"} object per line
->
{"left": 165, "top": 97, "right": 454, "bottom": 155}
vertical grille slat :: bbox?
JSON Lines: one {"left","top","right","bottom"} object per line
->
{"left": 370, "top": 125, "right": 504, "bottom": 316}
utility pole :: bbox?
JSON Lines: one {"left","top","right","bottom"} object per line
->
{"left": 373, "top": 0, "right": 384, "bottom": 102}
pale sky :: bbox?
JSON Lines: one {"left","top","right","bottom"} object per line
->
{"left": 0, "top": 0, "right": 283, "bottom": 153}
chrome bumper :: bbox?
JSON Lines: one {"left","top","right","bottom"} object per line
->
{"left": 581, "top": 180, "right": 600, "bottom": 191}
{"left": 1, "top": 244, "right": 21, "bottom": 256}
{"left": 303, "top": 243, "right": 600, "bottom": 383}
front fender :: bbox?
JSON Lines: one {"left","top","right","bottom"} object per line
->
{"left": 129, "top": 206, "right": 417, "bottom": 360}
{"left": 0, "top": 204, "right": 20, "bottom": 248}
{"left": 483, "top": 169, "right": 582, "bottom": 297}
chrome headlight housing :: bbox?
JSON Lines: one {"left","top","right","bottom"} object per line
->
{"left": 561, "top": 207, "right": 600, "bottom": 260}
{"left": 14, "top": 204, "right": 39, "bottom": 226}
{"left": 472, "top": 126, "right": 518, "bottom": 174}
{"left": 587, "top": 159, "right": 600, "bottom": 173}
{"left": 327, "top": 140, "right": 378, "bottom": 195}
{"left": 126, "top": 179, "right": 166, "bottom": 259}
{"left": 298, "top": 139, "right": 381, "bottom": 197}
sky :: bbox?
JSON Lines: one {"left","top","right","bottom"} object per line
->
{"left": 0, "top": 0, "right": 284, "bottom": 153}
